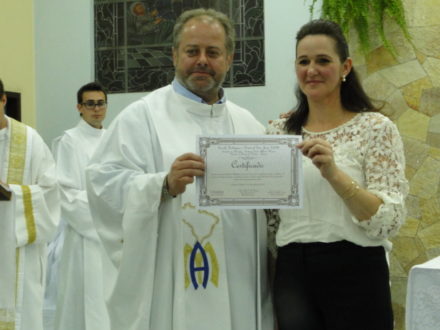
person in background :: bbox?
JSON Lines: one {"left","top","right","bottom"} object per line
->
{"left": 86, "top": 8, "right": 273, "bottom": 330}
{"left": 266, "top": 19, "right": 408, "bottom": 330}
{"left": 48, "top": 82, "right": 112, "bottom": 330}
{"left": 0, "top": 78, "right": 60, "bottom": 330}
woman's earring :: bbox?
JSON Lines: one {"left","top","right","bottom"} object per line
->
{"left": 342, "top": 75, "right": 346, "bottom": 82}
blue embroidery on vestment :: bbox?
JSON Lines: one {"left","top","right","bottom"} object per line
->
{"left": 189, "top": 242, "right": 209, "bottom": 289}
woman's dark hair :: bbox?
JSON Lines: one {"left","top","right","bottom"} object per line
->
{"left": 285, "top": 19, "right": 377, "bottom": 134}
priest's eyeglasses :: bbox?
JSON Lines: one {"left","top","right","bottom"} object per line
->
{"left": 81, "top": 100, "right": 107, "bottom": 110}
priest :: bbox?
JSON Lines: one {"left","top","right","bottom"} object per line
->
{"left": 86, "top": 8, "right": 274, "bottom": 330}
{"left": 0, "top": 78, "right": 60, "bottom": 330}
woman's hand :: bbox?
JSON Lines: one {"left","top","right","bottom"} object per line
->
{"left": 296, "top": 138, "right": 338, "bottom": 180}
{"left": 297, "top": 138, "right": 383, "bottom": 221}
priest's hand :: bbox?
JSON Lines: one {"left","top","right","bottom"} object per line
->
{"left": 268, "top": 111, "right": 292, "bottom": 124}
{"left": 167, "top": 153, "right": 205, "bottom": 196}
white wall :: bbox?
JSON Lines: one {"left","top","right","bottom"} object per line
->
{"left": 35, "top": 0, "right": 312, "bottom": 144}
{"left": 35, "top": 0, "right": 95, "bottom": 145}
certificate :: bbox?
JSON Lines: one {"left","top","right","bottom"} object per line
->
{"left": 196, "top": 135, "right": 303, "bottom": 209}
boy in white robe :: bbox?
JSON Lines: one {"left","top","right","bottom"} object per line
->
{"left": 86, "top": 9, "right": 274, "bottom": 330}
{"left": 46, "top": 82, "right": 112, "bottom": 330}
{"left": 0, "top": 78, "right": 60, "bottom": 330}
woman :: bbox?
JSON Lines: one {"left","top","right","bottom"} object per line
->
{"left": 266, "top": 20, "right": 408, "bottom": 330}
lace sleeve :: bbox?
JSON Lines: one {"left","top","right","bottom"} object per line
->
{"left": 353, "top": 116, "right": 409, "bottom": 239}
{"left": 266, "top": 119, "right": 287, "bottom": 135}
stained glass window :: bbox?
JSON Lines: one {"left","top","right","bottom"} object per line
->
{"left": 94, "top": 0, "right": 265, "bottom": 93}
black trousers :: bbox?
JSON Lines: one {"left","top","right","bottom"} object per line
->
{"left": 274, "top": 241, "right": 394, "bottom": 330}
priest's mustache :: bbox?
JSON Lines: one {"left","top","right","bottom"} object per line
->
{"left": 190, "top": 68, "right": 215, "bottom": 76}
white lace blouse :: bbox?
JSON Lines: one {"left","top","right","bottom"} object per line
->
{"left": 266, "top": 112, "right": 409, "bottom": 251}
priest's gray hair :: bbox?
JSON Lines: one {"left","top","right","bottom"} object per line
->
{"left": 173, "top": 8, "right": 235, "bottom": 55}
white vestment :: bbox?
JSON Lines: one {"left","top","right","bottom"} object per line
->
{"left": 0, "top": 117, "right": 59, "bottom": 330}
{"left": 50, "top": 119, "right": 111, "bottom": 330}
{"left": 43, "top": 135, "right": 66, "bottom": 330}
{"left": 86, "top": 85, "right": 274, "bottom": 330}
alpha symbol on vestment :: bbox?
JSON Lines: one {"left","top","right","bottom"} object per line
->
{"left": 182, "top": 203, "right": 220, "bottom": 290}
{"left": 184, "top": 241, "right": 219, "bottom": 289}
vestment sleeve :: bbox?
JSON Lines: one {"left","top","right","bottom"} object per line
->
{"left": 86, "top": 102, "right": 165, "bottom": 268}
{"left": 54, "top": 135, "right": 98, "bottom": 241}
{"left": 10, "top": 130, "right": 60, "bottom": 247}
{"left": 352, "top": 117, "right": 409, "bottom": 239}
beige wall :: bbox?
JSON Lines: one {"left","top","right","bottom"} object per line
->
{"left": 349, "top": 0, "right": 440, "bottom": 329}
{"left": 0, "top": 0, "right": 36, "bottom": 127}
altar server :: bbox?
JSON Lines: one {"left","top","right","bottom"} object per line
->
{"left": 51, "top": 82, "right": 112, "bottom": 330}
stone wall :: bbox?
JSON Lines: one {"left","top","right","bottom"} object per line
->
{"left": 348, "top": 0, "right": 440, "bottom": 328}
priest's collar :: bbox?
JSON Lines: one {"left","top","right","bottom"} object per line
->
{"left": 0, "top": 116, "right": 9, "bottom": 135}
{"left": 172, "top": 79, "right": 226, "bottom": 104}
{"left": 0, "top": 125, "right": 7, "bottom": 138}
{"left": 78, "top": 118, "right": 104, "bottom": 136}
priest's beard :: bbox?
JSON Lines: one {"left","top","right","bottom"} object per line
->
{"left": 176, "top": 72, "right": 226, "bottom": 101}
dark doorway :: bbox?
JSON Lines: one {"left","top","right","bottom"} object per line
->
{"left": 5, "top": 92, "right": 21, "bottom": 121}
